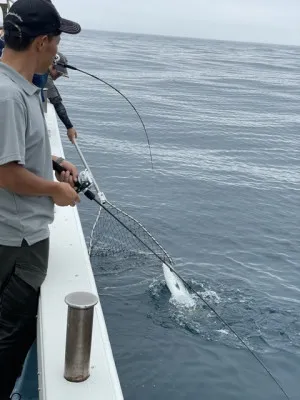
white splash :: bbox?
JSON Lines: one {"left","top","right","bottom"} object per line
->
{"left": 201, "top": 289, "right": 220, "bottom": 303}
{"left": 162, "top": 263, "right": 196, "bottom": 308}
{"left": 216, "top": 329, "right": 229, "bottom": 335}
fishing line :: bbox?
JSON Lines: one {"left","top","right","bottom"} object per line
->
{"left": 57, "top": 61, "right": 154, "bottom": 170}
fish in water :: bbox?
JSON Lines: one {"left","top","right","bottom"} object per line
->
{"left": 162, "top": 263, "right": 196, "bottom": 307}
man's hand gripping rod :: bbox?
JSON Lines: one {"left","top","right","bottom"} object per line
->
{"left": 53, "top": 139, "right": 106, "bottom": 203}
{"left": 52, "top": 160, "right": 106, "bottom": 204}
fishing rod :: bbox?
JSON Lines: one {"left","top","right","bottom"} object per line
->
{"left": 56, "top": 61, "right": 154, "bottom": 170}
{"left": 52, "top": 155, "right": 289, "bottom": 400}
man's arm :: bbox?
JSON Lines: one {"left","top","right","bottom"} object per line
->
{"left": 52, "top": 99, "right": 74, "bottom": 130}
{"left": 46, "top": 76, "right": 73, "bottom": 129}
{"left": 0, "top": 162, "right": 80, "bottom": 207}
{"left": 0, "top": 162, "right": 59, "bottom": 196}
{"left": 0, "top": 96, "right": 80, "bottom": 206}
{"left": 0, "top": 96, "right": 58, "bottom": 196}
{"left": 0, "top": 156, "right": 78, "bottom": 195}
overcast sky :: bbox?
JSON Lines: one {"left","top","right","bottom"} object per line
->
{"left": 40, "top": 1, "right": 300, "bottom": 45}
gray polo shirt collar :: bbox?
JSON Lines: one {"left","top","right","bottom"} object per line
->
{"left": 0, "top": 62, "right": 40, "bottom": 96}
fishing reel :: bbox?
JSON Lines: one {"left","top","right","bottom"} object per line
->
{"left": 76, "top": 168, "right": 107, "bottom": 204}
{"left": 75, "top": 169, "right": 93, "bottom": 194}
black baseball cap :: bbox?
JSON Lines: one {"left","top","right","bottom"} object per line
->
{"left": 4, "top": 0, "right": 81, "bottom": 37}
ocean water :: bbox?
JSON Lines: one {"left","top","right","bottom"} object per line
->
{"left": 53, "top": 31, "right": 299, "bottom": 399}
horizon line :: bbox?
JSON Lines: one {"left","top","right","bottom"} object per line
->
{"left": 77, "top": 27, "right": 300, "bottom": 49}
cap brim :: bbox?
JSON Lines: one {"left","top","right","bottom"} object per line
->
{"left": 60, "top": 18, "right": 81, "bottom": 34}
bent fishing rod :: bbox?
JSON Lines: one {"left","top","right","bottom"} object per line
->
{"left": 56, "top": 61, "right": 154, "bottom": 170}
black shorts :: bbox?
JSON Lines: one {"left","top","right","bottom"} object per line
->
{"left": 0, "top": 238, "right": 49, "bottom": 399}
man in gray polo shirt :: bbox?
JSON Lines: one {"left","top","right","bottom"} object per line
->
{"left": 0, "top": 0, "right": 82, "bottom": 397}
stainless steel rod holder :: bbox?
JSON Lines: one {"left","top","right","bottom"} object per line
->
{"left": 64, "top": 291, "right": 98, "bottom": 382}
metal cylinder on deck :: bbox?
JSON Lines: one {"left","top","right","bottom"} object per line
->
{"left": 64, "top": 291, "right": 98, "bottom": 382}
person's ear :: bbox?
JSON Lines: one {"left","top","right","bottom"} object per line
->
{"left": 35, "top": 35, "right": 49, "bottom": 52}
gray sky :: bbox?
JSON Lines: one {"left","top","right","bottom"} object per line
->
{"left": 55, "top": 0, "right": 299, "bottom": 45}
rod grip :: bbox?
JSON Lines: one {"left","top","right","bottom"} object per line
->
{"left": 52, "top": 159, "right": 66, "bottom": 174}
{"left": 52, "top": 160, "right": 81, "bottom": 190}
